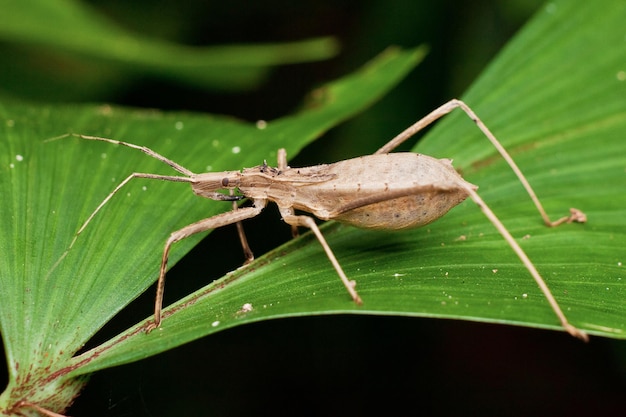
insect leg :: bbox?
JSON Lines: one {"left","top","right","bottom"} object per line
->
{"left": 375, "top": 99, "right": 586, "bottom": 227}
{"left": 277, "top": 148, "right": 288, "bottom": 170}
{"left": 146, "top": 200, "right": 267, "bottom": 332}
{"left": 230, "top": 189, "right": 255, "bottom": 263}
{"left": 46, "top": 172, "right": 195, "bottom": 279}
{"left": 279, "top": 208, "right": 362, "bottom": 305}
{"left": 460, "top": 182, "right": 588, "bottom": 341}
{"left": 276, "top": 148, "right": 300, "bottom": 238}
{"left": 45, "top": 133, "right": 204, "bottom": 276}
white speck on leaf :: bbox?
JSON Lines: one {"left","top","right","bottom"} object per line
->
{"left": 238, "top": 303, "right": 253, "bottom": 314}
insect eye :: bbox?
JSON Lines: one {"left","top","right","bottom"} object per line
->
{"left": 221, "top": 178, "right": 229, "bottom": 187}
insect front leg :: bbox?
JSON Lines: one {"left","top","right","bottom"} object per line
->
{"left": 146, "top": 200, "right": 267, "bottom": 332}
{"left": 46, "top": 171, "right": 195, "bottom": 280}
{"left": 45, "top": 133, "right": 202, "bottom": 278}
{"left": 375, "top": 99, "right": 586, "bottom": 227}
{"left": 68, "top": 134, "right": 196, "bottom": 176}
{"left": 279, "top": 207, "right": 362, "bottom": 305}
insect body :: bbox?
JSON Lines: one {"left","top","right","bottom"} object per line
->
{"left": 238, "top": 153, "right": 473, "bottom": 230}
{"left": 53, "top": 99, "right": 588, "bottom": 340}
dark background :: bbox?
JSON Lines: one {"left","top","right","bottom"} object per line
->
{"left": 2, "top": 1, "right": 625, "bottom": 416}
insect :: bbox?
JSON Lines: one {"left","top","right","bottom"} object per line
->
{"left": 54, "top": 99, "right": 588, "bottom": 340}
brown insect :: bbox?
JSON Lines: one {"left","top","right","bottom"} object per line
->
{"left": 55, "top": 99, "right": 588, "bottom": 340}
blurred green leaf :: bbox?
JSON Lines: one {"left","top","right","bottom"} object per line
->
{"left": 0, "top": 0, "right": 339, "bottom": 97}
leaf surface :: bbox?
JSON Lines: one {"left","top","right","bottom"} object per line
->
{"left": 0, "top": 47, "right": 426, "bottom": 408}
{"left": 71, "top": 0, "right": 626, "bottom": 375}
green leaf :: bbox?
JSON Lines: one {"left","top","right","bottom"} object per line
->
{"left": 0, "top": 0, "right": 339, "bottom": 96}
{"left": 0, "top": 46, "right": 426, "bottom": 414}
{"left": 70, "top": 0, "right": 626, "bottom": 375}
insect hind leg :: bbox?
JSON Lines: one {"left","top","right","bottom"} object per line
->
{"left": 375, "top": 99, "right": 586, "bottom": 227}
{"left": 460, "top": 182, "right": 588, "bottom": 341}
